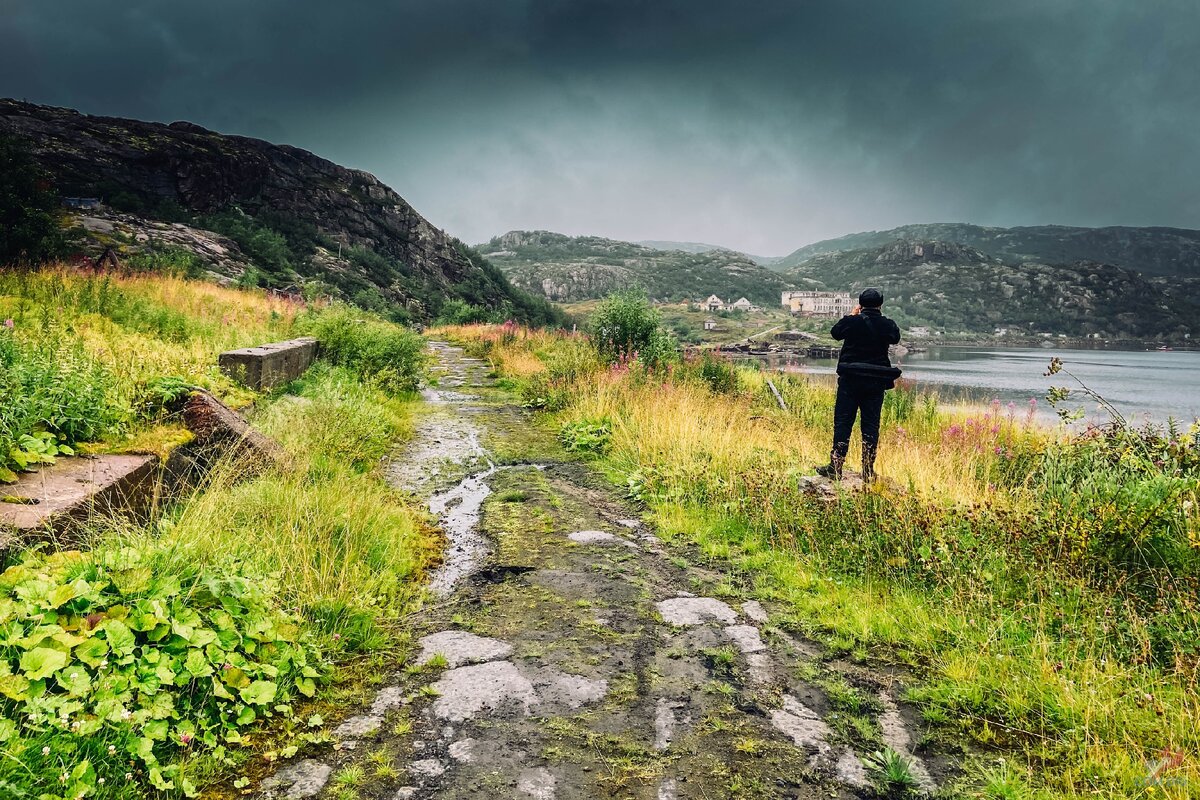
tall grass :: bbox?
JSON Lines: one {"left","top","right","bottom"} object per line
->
{"left": 438, "top": 321, "right": 1200, "bottom": 799}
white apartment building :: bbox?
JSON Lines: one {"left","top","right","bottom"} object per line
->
{"left": 781, "top": 290, "right": 855, "bottom": 317}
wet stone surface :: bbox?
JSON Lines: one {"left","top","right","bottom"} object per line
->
{"left": 251, "top": 342, "right": 952, "bottom": 799}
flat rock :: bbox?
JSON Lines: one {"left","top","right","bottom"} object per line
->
{"left": 409, "top": 758, "right": 446, "bottom": 779}
{"left": 770, "top": 695, "right": 832, "bottom": 756}
{"left": 418, "top": 630, "right": 513, "bottom": 668}
{"left": 516, "top": 767, "right": 557, "bottom": 799}
{"left": 656, "top": 597, "right": 737, "bottom": 626}
{"left": 332, "top": 714, "right": 381, "bottom": 738}
{"left": 567, "top": 529, "right": 631, "bottom": 546}
{"left": 724, "top": 624, "right": 767, "bottom": 654}
{"left": 264, "top": 759, "right": 332, "bottom": 799}
{"left": 431, "top": 661, "right": 537, "bottom": 722}
{"left": 741, "top": 600, "right": 769, "bottom": 623}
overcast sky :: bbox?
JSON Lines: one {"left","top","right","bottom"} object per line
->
{"left": 3, "top": 1, "right": 1197, "bottom": 254}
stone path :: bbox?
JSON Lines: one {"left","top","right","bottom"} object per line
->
{"left": 253, "top": 342, "right": 950, "bottom": 800}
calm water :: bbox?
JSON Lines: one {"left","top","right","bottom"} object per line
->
{"left": 747, "top": 346, "right": 1200, "bottom": 425}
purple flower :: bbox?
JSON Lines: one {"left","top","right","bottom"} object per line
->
{"left": 2, "top": 319, "right": 12, "bottom": 329}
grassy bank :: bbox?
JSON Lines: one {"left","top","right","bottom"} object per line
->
{"left": 435, "top": 317, "right": 1200, "bottom": 799}
{"left": 1, "top": 267, "right": 435, "bottom": 799}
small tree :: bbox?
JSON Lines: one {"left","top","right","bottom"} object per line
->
{"left": 588, "top": 289, "right": 675, "bottom": 366}
{"left": 0, "top": 136, "right": 62, "bottom": 265}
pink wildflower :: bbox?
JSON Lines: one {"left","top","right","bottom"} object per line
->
{"left": 2, "top": 319, "right": 12, "bottom": 329}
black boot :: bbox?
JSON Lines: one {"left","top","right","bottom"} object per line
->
{"left": 861, "top": 445, "right": 877, "bottom": 483}
{"left": 815, "top": 452, "right": 845, "bottom": 481}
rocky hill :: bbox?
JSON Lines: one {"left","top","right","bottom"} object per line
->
{"left": 773, "top": 222, "right": 1200, "bottom": 278}
{"left": 784, "top": 240, "right": 1198, "bottom": 341}
{"left": 479, "top": 231, "right": 789, "bottom": 303}
{"left": 0, "top": 99, "right": 560, "bottom": 324}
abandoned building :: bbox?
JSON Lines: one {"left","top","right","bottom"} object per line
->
{"left": 781, "top": 290, "right": 855, "bottom": 317}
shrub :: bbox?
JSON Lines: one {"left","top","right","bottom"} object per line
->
{"left": 0, "top": 546, "right": 324, "bottom": 798}
{"left": 558, "top": 417, "right": 613, "bottom": 455}
{"left": 298, "top": 305, "right": 425, "bottom": 394}
{"left": 588, "top": 290, "right": 676, "bottom": 367}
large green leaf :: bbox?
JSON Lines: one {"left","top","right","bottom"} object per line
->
{"left": 239, "top": 679, "right": 277, "bottom": 706}
{"left": 74, "top": 636, "right": 110, "bottom": 668}
{"left": 102, "top": 618, "right": 136, "bottom": 656}
{"left": 19, "top": 646, "right": 68, "bottom": 681}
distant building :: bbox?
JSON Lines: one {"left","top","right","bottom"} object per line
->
{"left": 781, "top": 290, "right": 854, "bottom": 317}
{"left": 730, "top": 297, "right": 753, "bottom": 312}
{"left": 704, "top": 294, "right": 726, "bottom": 312}
{"left": 908, "top": 326, "right": 930, "bottom": 337}
{"left": 703, "top": 318, "right": 718, "bottom": 331}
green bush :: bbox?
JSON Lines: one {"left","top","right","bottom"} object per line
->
{"left": 124, "top": 246, "right": 206, "bottom": 279}
{"left": 298, "top": 305, "right": 425, "bottom": 393}
{"left": 0, "top": 546, "right": 324, "bottom": 799}
{"left": 588, "top": 290, "right": 676, "bottom": 367}
{"left": 0, "top": 326, "right": 128, "bottom": 481}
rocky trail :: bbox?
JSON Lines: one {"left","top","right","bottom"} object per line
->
{"left": 255, "top": 342, "right": 953, "bottom": 800}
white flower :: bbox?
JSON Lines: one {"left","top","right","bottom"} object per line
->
{"left": 42, "top": 746, "right": 51, "bottom": 755}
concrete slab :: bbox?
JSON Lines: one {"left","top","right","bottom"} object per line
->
{"left": 219, "top": 337, "right": 318, "bottom": 391}
{"left": 0, "top": 454, "right": 159, "bottom": 548}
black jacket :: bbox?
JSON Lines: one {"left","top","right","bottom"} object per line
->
{"left": 830, "top": 308, "right": 901, "bottom": 367}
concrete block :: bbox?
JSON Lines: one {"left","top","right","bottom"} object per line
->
{"left": 0, "top": 454, "right": 160, "bottom": 551}
{"left": 218, "top": 337, "right": 318, "bottom": 391}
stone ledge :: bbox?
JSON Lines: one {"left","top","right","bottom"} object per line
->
{"left": 0, "top": 454, "right": 160, "bottom": 550}
{"left": 218, "top": 336, "right": 318, "bottom": 391}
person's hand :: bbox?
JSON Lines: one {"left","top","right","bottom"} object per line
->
{"left": 851, "top": 305, "right": 862, "bottom": 315}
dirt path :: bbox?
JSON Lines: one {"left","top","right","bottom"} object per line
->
{"left": 256, "top": 343, "right": 951, "bottom": 800}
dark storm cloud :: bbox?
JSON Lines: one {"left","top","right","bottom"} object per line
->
{"left": 2, "top": 0, "right": 1197, "bottom": 253}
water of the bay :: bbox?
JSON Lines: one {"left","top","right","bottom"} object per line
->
{"left": 741, "top": 346, "right": 1200, "bottom": 425}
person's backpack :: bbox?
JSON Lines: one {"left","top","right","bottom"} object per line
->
{"left": 836, "top": 314, "right": 902, "bottom": 389}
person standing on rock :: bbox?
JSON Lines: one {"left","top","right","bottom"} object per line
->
{"left": 815, "top": 288, "right": 902, "bottom": 482}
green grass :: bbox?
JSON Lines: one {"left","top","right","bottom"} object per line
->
{"left": 1, "top": 268, "right": 436, "bottom": 799}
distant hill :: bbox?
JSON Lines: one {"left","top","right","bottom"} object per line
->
{"left": 782, "top": 239, "right": 1198, "bottom": 340}
{"left": 0, "top": 99, "right": 561, "bottom": 325}
{"left": 773, "top": 222, "right": 1200, "bottom": 278}
{"left": 479, "top": 231, "right": 789, "bottom": 303}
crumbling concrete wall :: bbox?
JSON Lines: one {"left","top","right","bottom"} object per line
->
{"left": 218, "top": 337, "right": 318, "bottom": 391}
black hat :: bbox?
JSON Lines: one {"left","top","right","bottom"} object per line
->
{"left": 859, "top": 287, "right": 883, "bottom": 307}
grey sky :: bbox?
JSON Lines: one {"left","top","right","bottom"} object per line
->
{"left": 2, "top": 0, "right": 1197, "bottom": 254}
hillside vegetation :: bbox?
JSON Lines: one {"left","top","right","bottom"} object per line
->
{"left": 438, "top": 306, "right": 1200, "bottom": 799}
{"left": 774, "top": 221, "right": 1200, "bottom": 278}
{"left": 782, "top": 240, "right": 1199, "bottom": 340}
{"left": 0, "top": 268, "right": 434, "bottom": 799}
{"left": 480, "top": 230, "right": 789, "bottom": 304}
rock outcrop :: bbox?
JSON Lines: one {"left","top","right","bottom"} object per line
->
{"left": 0, "top": 99, "right": 555, "bottom": 322}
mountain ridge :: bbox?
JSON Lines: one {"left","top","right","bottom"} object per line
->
{"left": 774, "top": 222, "right": 1200, "bottom": 277}
{"left": 478, "top": 230, "right": 789, "bottom": 304}
{"left": 781, "top": 239, "right": 1198, "bottom": 340}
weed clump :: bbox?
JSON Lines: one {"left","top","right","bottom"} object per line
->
{"left": 298, "top": 304, "right": 425, "bottom": 394}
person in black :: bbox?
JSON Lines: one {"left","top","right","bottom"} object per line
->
{"left": 816, "top": 288, "right": 901, "bottom": 481}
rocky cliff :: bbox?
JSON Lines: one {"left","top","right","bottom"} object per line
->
{"left": 0, "top": 99, "right": 559, "bottom": 324}
{"left": 479, "top": 230, "right": 789, "bottom": 303}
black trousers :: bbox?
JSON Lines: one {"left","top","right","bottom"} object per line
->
{"left": 831, "top": 377, "right": 885, "bottom": 459}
